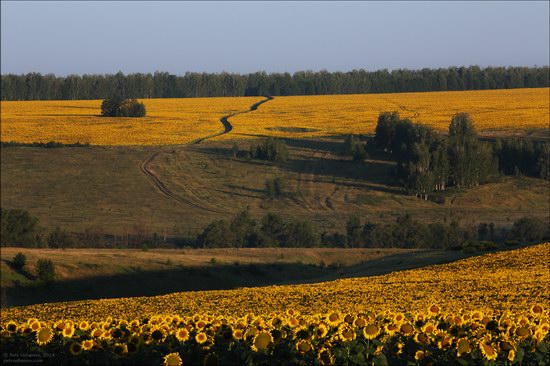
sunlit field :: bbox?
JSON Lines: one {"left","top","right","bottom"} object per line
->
{"left": 1, "top": 88, "right": 548, "bottom": 147}
{"left": 2, "top": 244, "right": 548, "bottom": 365}
{"left": 225, "top": 88, "right": 550, "bottom": 140}
{"left": 0, "top": 97, "right": 262, "bottom": 146}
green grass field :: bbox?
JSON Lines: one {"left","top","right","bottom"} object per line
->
{"left": 1, "top": 139, "right": 548, "bottom": 237}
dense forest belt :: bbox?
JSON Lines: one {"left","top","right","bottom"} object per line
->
{"left": 140, "top": 96, "right": 273, "bottom": 210}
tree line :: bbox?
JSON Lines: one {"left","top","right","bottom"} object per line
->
{"left": 2, "top": 66, "right": 548, "bottom": 100}
{"left": 2, "top": 208, "right": 547, "bottom": 250}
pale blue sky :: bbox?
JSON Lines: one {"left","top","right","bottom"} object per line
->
{"left": 1, "top": 1, "right": 549, "bottom": 75}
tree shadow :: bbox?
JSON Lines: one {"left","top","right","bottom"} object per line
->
{"left": 3, "top": 262, "right": 329, "bottom": 307}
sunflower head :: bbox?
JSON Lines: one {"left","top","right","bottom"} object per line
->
{"left": 163, "top": 352, "right": 182, "bottom": 366}
{"left": 69, "top": 342, "right": 83, "bottom": 356}
{"left": 479, "top": 342, "right": 497, "bottom": 361}
{"left": 251, "top": 331, "right": 273, "bottom": 352}
{"left": 195, "top": 332, "right": 208, "bottom": 344}
{"left": 36, "top": 327, "right": 53, "bottom": 346}
{"left": 363, "top": 324, "right": 380, "bottom": 340}
{"left": 81, "top": 340, "right": 94, "bottom": 351}
{"left": 456, "top": 338, "right": 471, "bottom": 356}
{"left": 175, "top": 328, "right": 189, "bottom": 342}
{"left": 296, "top": 340, "right": 313, "bottom": 354}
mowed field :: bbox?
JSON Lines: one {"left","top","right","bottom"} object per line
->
{"left": 1, "top": 88, "right": 548, "bottom": 145}
{"left": 2, "top": 143, "right": 548, "bottom": 235}
{"left": 2, "top": 244, "right": 548, "bottom": 364}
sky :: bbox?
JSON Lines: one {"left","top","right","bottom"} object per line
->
{"left": 1, "top": 1, "right": 549, "bottom": 75}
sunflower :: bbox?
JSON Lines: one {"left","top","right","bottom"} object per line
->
{"left": 195, "top": 332, "right": 208, "bottom": 344}
{"left": 428, "top": 304, "right": 440, "bottom": 315}
{"left": 326, "top": 312, "right": 341, "bottom": 327}
{"left": 113, "top": 343, "right": 128, "bottom": 355}
{"left": 363, "top": 324, "right": 380, "bottom": 340}
{"left": 175, "top": 328, "right": 190, "bottom": 342}
{"left": 456, "top": 338, "right": 471, "bottom": 356}
{"left": 270, "top": 328, "right": 284, "bottom": 342}
{"left": 151, "top": 328, "right": 166, "bottom": 341}
{"left": 338, "top": 324, "right": 356, "bottom": 342}
{"left": 128, "top": 334, "right": 141, "bottom": 346}
{"left": 479, "top": 342, "right": 497, "bottom": 361}
{"left": 91, "top": 329, "right": 103, "bottom": 338}
{"left": 399, "top": 323, "right": 414, "bottom": 335}
{"left": 394, "top": 313, "right": 405, "bottom": 323}
{"left": 36, "top": 327, "right": 53, "bottom": 346}
{"left": 62, "top": 326, "right": 75, "bottom": 338}
{"left": 354, "top": 317, "right": 367, "bottom": 328}
{"left": 531, "top": 304, "right": 544, "bottom": 316}
{"left": 515, "top": 326, "right": 530, "bottom": 338}
{"left": 317, "top": 347, "right": 334, "bottom": 366}
{"left": 415, "top": 332, "right": 429, "bottom": 344}
{"left": 232, "top": 329, "right": 244, "bottom": 340}
{"left": 30, "top": 321, "right": 41, "bottom": 332}
{"left": 507, "top": 349, "right": 515, "bottom": 362}
{"left": 438, "top": 336, "right": 453, "bottom": 350}
{"left": 422, "top": 322, "right": 436, "bottom": 334}
{"left": 6, "top": 321, "right": 17, "bottom": 333}
{"left": 270, "top": 317, "right": 282, "bottom": 328}
{"left": 251, "top": 331, "right": 273, "bottom": 352}
{"left": 314, "top": 323, "right": 329, "bottom": 338}
{"left": 69, "top": 342, "right": 83, "bottom": 356}
{"left": 163, "top": 352, "right": 182, "bottom": 366}
{"left": 415, "top": 350, "right": 425, "bottom": 361}
{"left": 81, "top": 340, "right": 94, "bottom": 351}
{"left": 296, "top": 340, "right": 313, "bottom": 354}
{"left": 470, "top": 310, "right": 483, "bottom": 321}
{"left": 77, "top": 321, "right": 89, "bottom": 331}
{"left": 385, "top": 323, "right": 399, "bottom": 336}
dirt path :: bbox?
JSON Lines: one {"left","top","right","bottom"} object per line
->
{"left": 140, "top": 96, "right": 273, "bottom": 210}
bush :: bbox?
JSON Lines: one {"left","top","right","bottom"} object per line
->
{"left": 101, "top": 97, "right": 146, "bottom": 117}
{"left": 344, "top": 135, "right": 367, "bottom": 161}
{"left": 511, "top": 217, "right": 547, "bottom": 242}
{"left": 250, "top": 137, "right": 289, "bottom": 162}
{"left": 48, "top": 227, "right": 73, "bottom": 249}
{"left": 12, "top": 252, "right": 27, "bottom": 270}
{"left": 1, "top": 208, "right": 40, "bottom": 247}
{"left": 265, "top": 177, "right": 286, "bottom": 199}
{"left": 37, "top": 259, "right": 56, "bottom": 282}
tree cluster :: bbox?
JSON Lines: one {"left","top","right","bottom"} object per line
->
{"left": 2, "top": 66, "right": 548, "bottom": 101}
{"left": 373, "top": 112, "right": 498, "bottom": 198}
{"left": 197, "top": 211, "right": 319, "bottom": 248}
{"left": 324, "top": 215, "right": 548, "bottom": 250}
{"left": 493, "top": 139, "right": 549, "bottom": 180}
{"left": 101, "top": 97, "right": 146, "bottom": 117}
{"left": 249, "top": 137, "right": 289, "bottom": 163}
{"left": 343, "top": 135, "right": 368, "bottom": 161}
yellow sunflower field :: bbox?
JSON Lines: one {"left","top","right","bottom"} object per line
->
{"left": 1, "top": 243, "right": 549, "bottom": 365}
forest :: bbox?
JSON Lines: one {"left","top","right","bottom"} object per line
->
{"left": 1, "top": 66, "right": 549, "bottom": 100}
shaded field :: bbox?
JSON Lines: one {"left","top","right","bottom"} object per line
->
{"left": 1, "top": 140, "right": 548, "bottom": 236}
{"left": 1, "top": 246, "right": 457, "bottom": 307}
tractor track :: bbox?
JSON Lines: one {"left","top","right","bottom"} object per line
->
{"left": 140, "top": 96, "right": 273, "bottom": 211}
